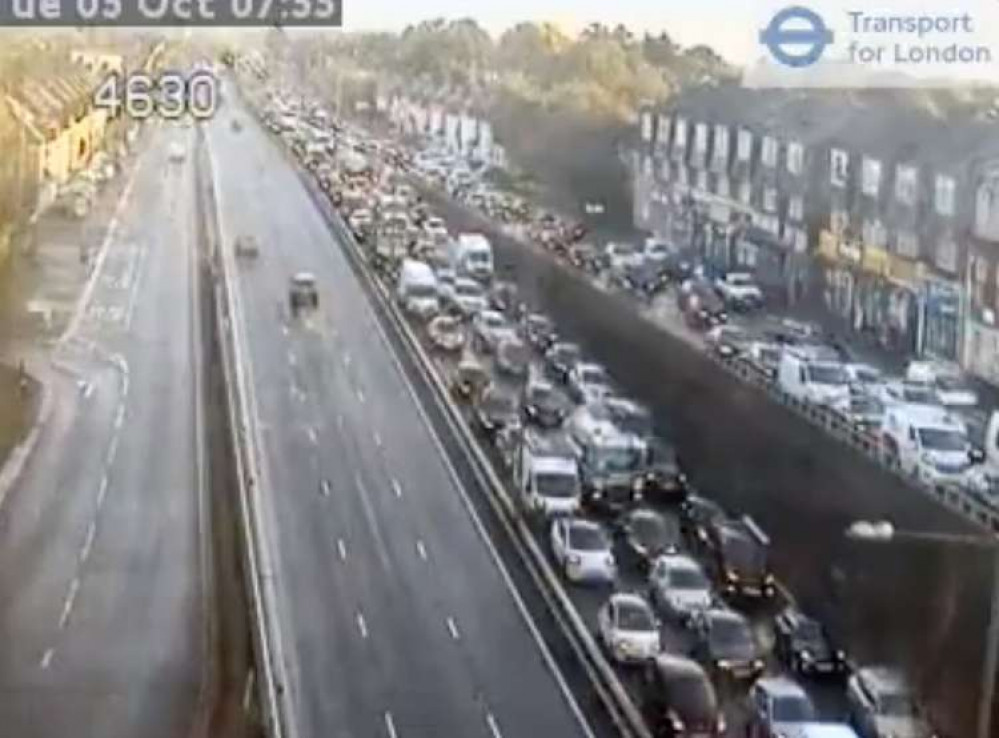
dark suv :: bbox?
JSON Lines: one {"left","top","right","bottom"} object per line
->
{"left": 703, "top": 515, "right": 775, "bottom": 599}
{"left": 640, "top": 654, "right": 724, "bottom": 736}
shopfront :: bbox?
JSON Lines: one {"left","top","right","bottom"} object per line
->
{"left": 882, "top": 255, "right": 922, "bottom": 356}
{"left": 818, "top": 230, "right": 863, "bottom": 325}
{"left": 921, "top": 278, "right": 962, "bottom": 361}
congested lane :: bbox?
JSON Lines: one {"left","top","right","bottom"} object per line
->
{"left": 205, "top": 89, "right": 592, "bottom": 738}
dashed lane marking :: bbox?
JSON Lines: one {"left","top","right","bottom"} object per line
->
{"left": 337, "top": 538, "right": 347, "bottom": 561}
{"left": 486, "top": 712, "right": 503, "bottom": 738}
{"left": 58, "top": 577, "right": 80, "bottom": 630}
{"left": 446, "top": 616, "right": 460, "bottom": 641}
{"left": 39, "top": 648, "right": 54, "bottom": 670}
{"left": 80, "top": 521, "right": 97, "bottom": 563}
{"left": 356, "top": 612, "right": 368, "bottom": 640}
{"left": 416, "top": 539, "right": 427, "bottom": 561}
{"left": 391, "top": 479, "right": 403, "bottom": 499}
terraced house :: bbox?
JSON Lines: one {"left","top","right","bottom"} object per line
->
{"left": 635, "top": 87, "right": 999, "bottom": 379}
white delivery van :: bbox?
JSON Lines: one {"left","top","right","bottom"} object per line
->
{"left": 396, "top": 259, "right": 440, "bottom": 319}
{"left": 514, "top": 429, "right": 581, "bottom": 517}
{"left": 881, "top": 405, "right": 974, "bottom": 486}
{"left": 449, "top": 233, "right": 494, "bottom": 281}
{"left": 777, "top": 348, "right": 851, "bottom": 408}
{"left": 905, "top": 360, "right": 978, "bottom": 408}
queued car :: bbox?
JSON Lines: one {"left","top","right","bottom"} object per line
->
{"left": 347, "top": 207, "right": 374, "bottom": 240}
{"left": 520, "top": 312, "right": 557, "bottom": 351}
{"left": 640, "top": 654, "right": 724, "bottom": 737}
{"left": 876, "top": 381, "right": 943, "bottom": 410}
{"left": 831, "top": 394, "right": 886, "bottom": 435}
{"left": 635, "top": 438, "right": 687, "bottom": 503}
{"left": 450, "top": 277, "right": 488, "bottom": 318}
{"left": 648, "top": 552, "right": 714, "bottom": 626}
{"left": 597, "top": 592, "right": 662, "bottom": 665}
{"left": 714, "top": 271, "right": 764, "bottom": 311}
{"left": 545, "top": 341, "right": 582, "bottom": 384}
{"left": 774, "top": 606, "right": 849, "bottom": 676}
{"left": 427, "top": 314, "right": 465, "bottom": 353}
{"left": 488, "top": 279, "right": 520, "bottom": 315}
{"left": 495, "top": 336, "right": 531, "bottom": 379}
{"left": 521, "top": 377, "right": 570, "bottom": 429}
{"left": 615, "top": 507, "right": 680, "bottom": 571}
{"left": 746, "top": 677, "right": 821, "bottom": 738}
{"left": 234, "top": 234, "right": 261, "bottom": 260}
{"left": 690, "top": 607, "right": 766, "bottom": 681}
{"left": 679, "top": 279, "right": 728, "bottom": 330}
{"left": 846, "top": 666, "right": 937, "bottom": 738}
{"left": 702, "top": 515, "right": 775, "bottom": 600}
{"left": 678, "top": 494, "right": 728, "bottom": 549}
{"left": 745, "top": 341, "right": 782, "bottom": 381}
{"left": 705, "top": 325, "right": 750, "bottom": 359}
{"left": 472, "top": 386, "right": 520, "bottom": 441}
{"left": 549, "top": 516, "right": 617, "bottom": 584}
{"left": 567, "top": 362, "right": 615, "bottom": 404}
{"left": 471, "top": 309, "right": 515, "bottom": 354}
{"left": 568, "top": 242, "right": 606, "bottom": 274}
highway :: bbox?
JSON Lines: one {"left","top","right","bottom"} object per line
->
{"left": 206, "top": 91, "right": 592, "bottom": 737}
{"left": 0, "top": 121, "right": 206, "bottom": 737}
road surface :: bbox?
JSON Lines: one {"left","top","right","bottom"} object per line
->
{"left": 205, "top": 93, "right": 590, "bottom": 738}
{"left": 0, "top": 121, "right": 206, "bottom": 737}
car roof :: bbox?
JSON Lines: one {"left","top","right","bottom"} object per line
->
{"left": 628, "top": 507, "right": 664, "bottom": 523}
{"left": 755, "top": 675, "right": 809, "bottom": 699}
{"left": 653, "top": 653, "right": 709, "bottom": 679}
{"left": 566, "top": 517, "right": 602, "bottom": 533}
{"left": 293, "top": 271, "right": 316, "bottom": 282}
{"left": 654, "top": 551, "right": 701, "bottom": 570}
{"left": 609, "top": 592, "right": 651, "bottom": 610}
{"left": 706, "top": 607, "right": 747, "bottom": 625}
{"left": 576, "top": 361, "right": 606, "bottom": 373}
{"left": 795, "top": 726, "right": 860, "bottom": 738}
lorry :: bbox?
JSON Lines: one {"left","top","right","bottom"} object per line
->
{"left": 396, "top": 259, "right": 440, "bottom": 319}
{"left": 512, "top": 428, "right": 582, "bottom": 517}
{"left": 449, "top": 233, "right": 494, "bottom": 282}
{"left": 566, "top": 405, "right": 645, "bottom": 516}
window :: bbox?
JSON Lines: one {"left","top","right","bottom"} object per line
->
{"left": 936, "top": 238, "right": 958, "bottom": 272}
{"left": 788, "top": 195, "right": 803, "bottom": 221}
{"left": 641, "top": 111, "right": 653, "bottom": 142}
{"left": 787, "top": 141, "right": 804, "bottom": 175}
{"left": 717, "top": 174, "right": 730, "bottom": 199}
{"left": 763, "top": 186, "right": 777, "bottom": 212}
{"left": 696, "top": 170, "right": 708, "bottom": 192}
{"left": 761, "top": 136, "right": 778, "bottom": 168}
{"left": 830, "top": 208, "right": 849, "bottom": 234}
{"left": 739, "top": 179, "right": 752, "bottom": 204}
{"left": 694, "top": 123, "right": 708, "bottom": 154}
{"left": 895, "top": 230, "right": 918, "bottom": 258}
{"left": 935, "top": 175, "right": 956, "bottom": 216}
{"left": 896, "top": 164, "right": 918, "bottom": 206}
{"left": 714, "top": 125, "right": 729, "bottom": 165}
{"left": 976, "top": 177, "right": 999, "bottom": 239}
{"left": 862, "top": 157, "right": 882, "bottom": 198}
{"left": 675, "top": 118, "right": 688, "bottom": 147}
{"left": 656, "top": 115, "right": 671, "bottom": 148}
{"left": 871, "top": 220, "right": 887, "bottom": 248}
{"left": 737, "top": 129, "right": 752, "bottom": 161}
{"left": 830, "top": 148, "right": 849, "bottom": 187}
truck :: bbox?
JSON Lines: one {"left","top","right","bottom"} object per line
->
{"left": 512, "top": 428, "right": 582, "bottom": 517}
{"left": 566, "top": 405, "right": 645, "bottom": 516}
{"left": 449, "top": 233, "right": 494, "bottom": 282}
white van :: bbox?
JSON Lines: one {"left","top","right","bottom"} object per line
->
{"left": 514, "top": 429, "right": 581, "bottom": 517}
{"left": 777, "top": 348, "right": 851, "bottom": 408}
{"left": 882, "top": 405, "right": 974, "bottom": 486}
{"left": 905, "top": 360, "right": 978, "bottom": 408}
{"left": 396, "top": 259, "right": 439, "bottom": 319}
{"left": 449, "top": 233, "right": 494, "bottom": 281}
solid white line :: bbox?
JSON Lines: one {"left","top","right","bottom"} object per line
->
{"left": 416, "top": 539, "right": 427, "bottom": 560}
{"left": 356, "top": 612, "right": 368, "bottom": 639}
{"left": 446, "top": 616, "right": 460, "bottom": 641}
{"left": 114, "top": 404, "right": 125, "bottom": 429}
{"left": 337, "top": 538, "right": 347, "bottom": 561}
{"left": 391, "top": 478, "right": 402, "bottom": 498}
{"left": 80, "top": 521, "right": 97, "bottom": 563}
{"left": 384, "top": 711, "right": 398, "bottom": 738}
{"left": 485, "top": 712, "right": 503, "bottom": 738}
{"left": 242, "top": 669, "right": 255, "bottom": 713}
{"left": 59, "top": 577, "right": 80, "bottom": 630}
{"left": 39, "top": 648, "right": 54, "bottom": 670}
{"left": 83, "top": 382, "right": 94, "bottom": 399}
{"left": 105, "top": 434, "right": 119, "bottom": 468}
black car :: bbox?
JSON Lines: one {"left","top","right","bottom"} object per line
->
{"left": 520, "top": 312, "right": 557, "bottom": 352}
{"left": 615, "top": 507, "right": 681, "bottom": 571}
{"left": 569, "top": 243, "right": 606, "bottom": 274}
{"left": 489, "top": 280, "right": 519, "bottom": 316}
{"left": 521, "top": 379, "right": 569, "bottom": 429}
{"left": 661, "top": 248, "right": 698, "bottom": 283}
{"left": 690, "top": 608, "right": 765, "bottom": 681}
{"left": 640, "top": 654, "right": 724, "bottom": 737}
{"left": 679, "top": 495, "right": 728, "bottom": 548}
{"left": 545, "top": 341, "right": 582, "bottom": 384}
{"left": 619, "top": 258, "right": 668, "bottom": 300}
{"left": 473, "top": 387, "right": 520, "bottom": 441}
{"left": 704, "top": 516, "right": 775, "bottom": 599}
{"left": 679, "top": 281, "right": 727, "bottom": 330}
{"left": 635, "top": 438, "right": 687, "bottom": 503}
{"left": 603, "top": 396, "right": 655, "bottom": 440}
{"left": 495, "top": 337, "right": 531, "bottom": 379}
{"left": 774, "top": 607, "right": 849, "bottom": 676}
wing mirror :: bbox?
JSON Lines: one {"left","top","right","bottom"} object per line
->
{"left": 969, "top": 447, "right": 986, "bottom": 465}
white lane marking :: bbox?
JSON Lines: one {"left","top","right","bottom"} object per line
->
{"left": 82, "top": 381, "right": 94, "bottom": 399}
{"left": 97, "top": 475, "right": 109, "bottom": 508}
{"left": 336, "top": 538, "right": 347, "bottom": 561}
{"left": 356, "top": 387, "right": 365, "bottom": 404}
{"left": 343, "top": 351, "right": 352, "bottom": 368}
{"left": 114, "top": 403, "right": 125, "bottom": 429}
{"left": 354, "top": 472, "right": 394, "bottom": 573}
{"left": 356, "top": 612, "right": 368, "bottom": 639}
{"left": 416, "top": 539, "right": 427, "bottom": 561}
{"left": 384, "top": 711, "right": 398, "bottom": 738}
{"left": 307, "top": 427, "right": 318, "bottom": 445}
{"left": 80, "top": 521, "right": 97, "bottom": 563}
{"left": 486, "top": 712, "right": 503, "bottom": 738}
{"left": 287, "top": 351, "right": 297, "bottom": 368}
{"left": 59, "top": 577, "right": 80, "bottom": 630}
{"left": 373, "top": 431, "right": 382, "bottom": 448}
{"left": 281, "top": 324, "right": 289, "bottom": 336}
{"left": 105, "top": 434, "right": 119, "bottom": 468}
{"left": 242, "top": 670, "right": 255, "bottom": 712}
{"left": 39, "top": 648, "right": 54, "bottom": 670}
{"left": 391, "top": 478, "right": 402, "bottom": 499}
{"left": 446, "top": 616, "right": 460, "bottom": 641}
{"left": 320, "top": 479, "right": 331, "bottom": 497}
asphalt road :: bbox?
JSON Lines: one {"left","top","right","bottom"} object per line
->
{"left": 206, "top": 92, "right": 591, "bottom": 738}
{"left": 0, "top": 121, "right": 206, "bottom": 738}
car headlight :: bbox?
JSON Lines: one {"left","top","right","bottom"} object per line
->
{"left": 836, "top": 649, "right": 847, "bottom": 660}
{"left": 567, "top": 553, "right": 581, "bottom": 565}
{"left": 800, "top": 649, "right": 813, "bottom": 661}
{"left": 716, "top": 659, "right": 731, "bottom": 670}
{"left": 725, "top": 569, "right": 739, "bottom": 582}
{"left": 764, "top": 572, "right": 775, "bottom": 585}
{"left": 753, "top": 658, "right": 765, "bottom": 670}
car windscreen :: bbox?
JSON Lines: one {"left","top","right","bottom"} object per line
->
{"left": 721, "top": 533, "right": 766, "bottom": 575}
{"left": 759, "top": 347, "right": 781, "bottom": 365}
{"left": 669, "top": 565, "right": 709, "bottom": 590}
{"left": 792, "top": 619, "right": 826, "bottom": 647}
{"left": 616, "top": 601, "right": 654, "bottom": 631}
{"left": 669, "top": 674, "right": 717, "bottom": 724}
{"left": 727, "top": 274, "right": 753, "bottom": 286}
{"left": 806, "top": 364, "right": 848, "bottom": 386}
{"left": 917, "top": 428, "right": 967, "bottom": 452}
{"left": 467, "top": 251, "right": 491, "bottom": 264}
{"left": 709, "top": 617, "right": 756, "bottom": 659}
{"left": 594, "top": 445, "right": 641, "bottom": 473}
{"left": 631, "top": 516, "right": 670, "bottom": 548}
{"left": 581, "top": 368, "right": 609, "bottom": 385}
{"left": 499, "top": 342, "right": 530, "bottom": 365}
{"left": 535, "top": 473, "right": 577, "bottom": 499}
{"left": 455, "top": 283, "right": 482, "bottom": 298}
{"left": 568, "top": 524, "right": 608, "bottom": 551}
{"left": 407, "top": 283, "right": 437, "bottom": 298}
{"left": 901, "top": 386, "right": 939, "bottom": 404}
{"left": 880, "top": 691, "right": 920, "bottom": 717}
{"left": 772, "top": 695, "right": 816, "bottom": 723}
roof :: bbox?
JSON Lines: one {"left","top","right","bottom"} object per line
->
{"left": 654, "top": 551, "right": 701, "bottom": 569}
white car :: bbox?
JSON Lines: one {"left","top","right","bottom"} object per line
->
{"left": 877, "top": 381, "right": 943, "bottom": 410}
{"left": 451, "top": 278, "right": 488, "bottom": 318}
{"left": 435, "top": 267, "right": 457, "bottom": 303}
{"left": 715, "top": 272, "right": 764, "bottom": 309}
{"left": 843, "top": 363, "right": 883, "bottom": 394}
{"left": 649, "top": 553, "right": 714, "bottom": 624}
{"left": 597, "top": 593, "right": 661, "bottom": 665}
{"left": 605, "top": 241, "right": 644, "bottom": 272}
{"left": 471, "top": 309, "right": 515, "bottom": 354}
{"left": 550, "top": 517, "right": 616, "bottom": 584}
{"left": 567, "top": 362, "right": 614, "bottom": 405}
{"left": 168, "top": 143, "right": 186, "bottom": 163}
{"left": 906, "top": 360, "right": 978, "bottom": 408}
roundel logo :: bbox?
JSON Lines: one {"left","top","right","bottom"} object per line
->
{"left": 759, "top": 6, "right": 834, "bottom": 68}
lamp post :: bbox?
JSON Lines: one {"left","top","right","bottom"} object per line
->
{"left": 846, "top": 520, "right": 999, "bottom": 738}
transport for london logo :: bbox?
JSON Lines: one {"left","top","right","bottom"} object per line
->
{"left": 760, "top": 6, "right": 835, "bottom": 67}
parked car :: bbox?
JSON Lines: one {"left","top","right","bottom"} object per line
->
{"left": 522, "top": 377, "right": 570, "bottom": 429}
{"left": 549, "top": 517, "right": 616, "bottom": 584}
{"left": 427, "top": 315, "right": 465, "bottom": 353}
{"left": 690, "top": 607, "right": 765, "bottom": 681}
{"left": 649, "top": 552, "right": 714, "bottom": 626}
{"left": 567, "top": 362, "right": 615, "bottom": 404}
{"left": 471, "top": 309, "right": 515, "bottom": 353}
{"left": 472, "top": 385, "right": 520, "bottom": 441}
{"left": 545, "top": 341, "right": 582, "bottom": 384}
{"left": 846, "top": 666, "right": 936, "bottom": 738}
{"left": 714, "top": 271, "right": 764, "bottom": 311}
{"left": 746, "top": 677, "right": 820, "bottom": 738}
{"left": 615, "top": 507, "right": 680, "bottom": 571}
{"left": 495, "top": 336, "right": 531, "bottom": 379}
{"left": 597, "top": 592, "right": 662, "bottom": 665}
{"left": 703, "top": 515, "right": 775, "bottom": 599}
{"left": 705, "top": 325, "right": 750, "bottom": 358}
{"left": 520, "top": 312, "right": 557, "bottom": 351}
{"left": 774, "top": 606, "right": 849, "bottom": 676}
{"left": 640, "top": 654, "right": 724, "bottom": 737}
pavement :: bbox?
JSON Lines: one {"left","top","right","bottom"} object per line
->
{"left": 205, "top": 90, "right": 592, "bottom": 738}
{"left": 0, "top": 119, "right": 207, "bottom": 738}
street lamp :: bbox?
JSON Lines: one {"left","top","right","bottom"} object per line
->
{"left": 846, "top": 519, "right": 999, "bottom": 738}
